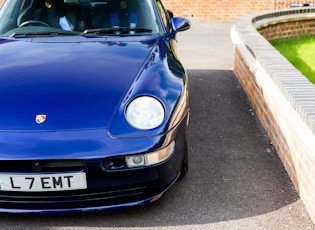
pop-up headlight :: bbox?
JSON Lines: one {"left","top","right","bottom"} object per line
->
{"left": 125, "top": 96, "right": 165, "bottom": 130}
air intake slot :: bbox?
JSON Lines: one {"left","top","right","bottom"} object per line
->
{"left": 0, "top": 160, "right": 86, "bottom": 172}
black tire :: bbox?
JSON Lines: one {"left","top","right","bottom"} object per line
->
{"left": 179, "top": 133, "right": 188, "bottom": 179}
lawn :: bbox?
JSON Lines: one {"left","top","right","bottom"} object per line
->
{"left": 270, "top": 35, "right": 315, "bottom": 84}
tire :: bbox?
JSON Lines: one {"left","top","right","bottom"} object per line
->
{"left": 179, "top": 132, "right": 188, "bottom": 179}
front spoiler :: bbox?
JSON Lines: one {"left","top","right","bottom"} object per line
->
{"left": 0, "top": 173, "right": 180, "bottom": 214}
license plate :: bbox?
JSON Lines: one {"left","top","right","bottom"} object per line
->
{"left": 0, "top": 172, "right": 87, "bottom": 192}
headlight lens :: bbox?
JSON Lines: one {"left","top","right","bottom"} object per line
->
{"left": 125, "top": 96, "right": 165, "bottom": 130}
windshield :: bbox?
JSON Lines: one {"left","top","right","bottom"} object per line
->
{"left": 0, "top": 0, "right": 160, "bottom": 37}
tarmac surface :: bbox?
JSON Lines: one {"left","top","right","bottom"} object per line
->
{"left": 0, "top": 19, "right": 314, "bottom": 230}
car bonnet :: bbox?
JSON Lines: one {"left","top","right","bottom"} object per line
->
{"left": 0, "top": 37, "right": 159, "bottom": 131}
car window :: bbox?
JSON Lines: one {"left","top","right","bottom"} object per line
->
{"left": 0, "top": 0, "right": 21, "bottom": 34}
{"left": 0, "top": 0, "right": 161, "bottom": 37}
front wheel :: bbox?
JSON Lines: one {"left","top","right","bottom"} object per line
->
{"left": 179, "top": 133, "right": 188, "bottom": 179}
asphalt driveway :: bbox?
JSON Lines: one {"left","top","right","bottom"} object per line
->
{"left": 0, "top": 19, "right": 313, "bottom": 230}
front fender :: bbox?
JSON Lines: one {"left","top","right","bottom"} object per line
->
{"left": 107, "top": 37, "right": 189, "bottom": 139}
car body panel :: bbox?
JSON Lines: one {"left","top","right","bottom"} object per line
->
{"left": 0, "top": 36, "right": 157, "bottom": 131}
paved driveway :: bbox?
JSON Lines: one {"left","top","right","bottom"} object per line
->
{"left": 0, "top": 19, "right": 313, "bottom": 230}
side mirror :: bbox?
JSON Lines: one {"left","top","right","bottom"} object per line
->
{"left": 171, "top": 17, "right": 191, "bottom": 34}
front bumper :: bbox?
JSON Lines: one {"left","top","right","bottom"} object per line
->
{"left": 0, "top": 169, "right": 180, "bottom": 214}
{"left": 0, "top": 117, "right": 188, "bottom": 213}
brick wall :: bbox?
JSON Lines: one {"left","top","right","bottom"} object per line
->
{"left": 258, "top": 19, "right": 315, "bottom": 40}
{"left": 232, "top": 9, "right": 315, "bottom": 222}
{"left": 0, "top": 0, "right": 282, "bottom": 21}
{"left": 163, "top": 0, "right": 275, "bottom": 21}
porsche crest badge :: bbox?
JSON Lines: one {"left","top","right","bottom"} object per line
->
{"left": 35, "top": 114, "right": 46, "bottom": 124}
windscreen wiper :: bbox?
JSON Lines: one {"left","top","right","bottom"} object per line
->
{"left": 10, "top": 31, "right": 78, "bottom": 37}
{"left": 80, "top": 27, "right": 152, "bottom": 36}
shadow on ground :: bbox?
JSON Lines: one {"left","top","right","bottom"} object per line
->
{"left": 0, "top": 70, "right": 300, "bottom": 229}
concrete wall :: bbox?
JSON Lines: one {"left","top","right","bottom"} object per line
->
{"left": 231, "top": 7, "right": 315, "bottom": 223}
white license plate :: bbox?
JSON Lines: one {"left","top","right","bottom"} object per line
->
{"left": 0, "top": 172, "right": 87, "bottom": 192}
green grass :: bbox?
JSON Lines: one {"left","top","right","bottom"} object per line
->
{"left": 270, "top": 35, "right": 315, "bottom": 84}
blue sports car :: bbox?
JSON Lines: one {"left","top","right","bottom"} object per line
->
{"left": 0, "top": 0, "right": 190, "bottom": 213}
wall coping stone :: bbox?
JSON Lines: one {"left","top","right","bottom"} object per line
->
{"left": 231, "top": 7, "right": 315, "bottom": 135}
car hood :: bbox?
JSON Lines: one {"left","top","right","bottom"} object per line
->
{"left": 0, "top": 37, "right": 159, "bottom": 131}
